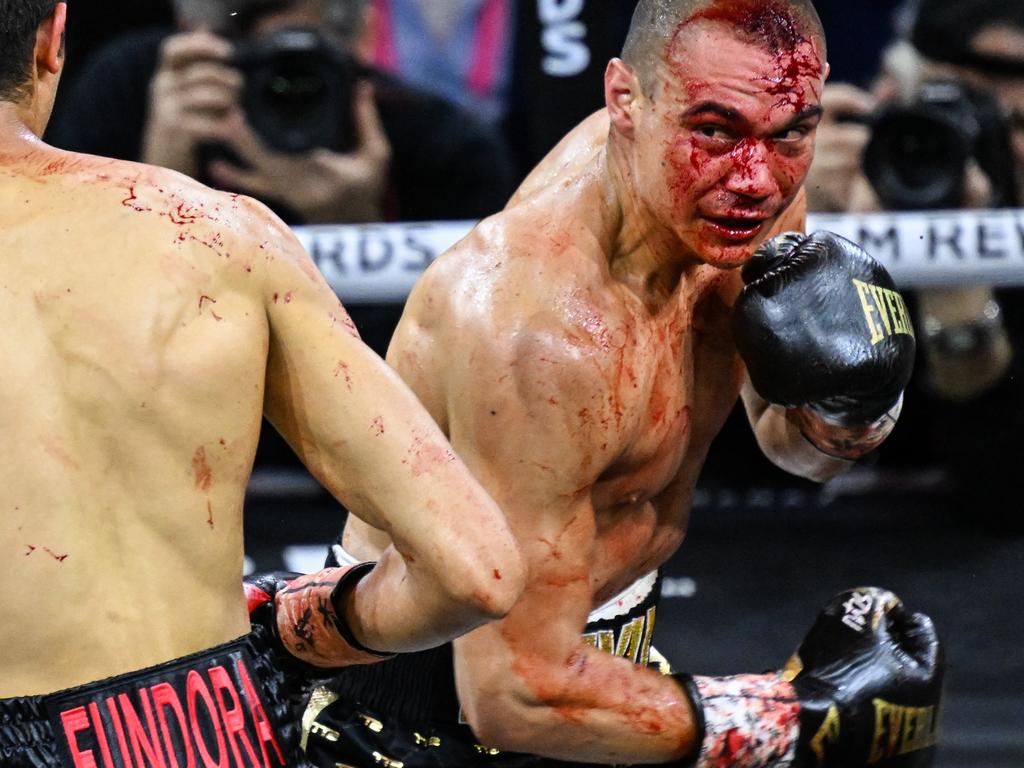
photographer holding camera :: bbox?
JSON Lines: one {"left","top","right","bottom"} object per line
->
{"left": 806, "top": 0, "right": 1024, "bottom": 528}
{"left": 47, "top": 0, "right": 516, "bottom": 227}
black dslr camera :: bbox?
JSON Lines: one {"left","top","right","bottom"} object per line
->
{"left": 859, "top": 80, "right": 1017, "bottom": 210}
{"left": 230, "top": 27, "right": 361, "bottom": 154}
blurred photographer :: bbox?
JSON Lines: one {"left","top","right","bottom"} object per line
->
{"left": 806, "top": 0, "right": 1024, "bottom": 528}
{"left": 47, "top": 0, "right": 516, "bottom": 226}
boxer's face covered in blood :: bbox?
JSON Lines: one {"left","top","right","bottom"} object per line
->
{"left": 629, "top": 2, "right": 826, "bottom": 268}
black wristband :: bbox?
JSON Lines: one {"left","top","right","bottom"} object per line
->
{"left": 328, "top": 560, "right": 391, "bottom": 658}
{"left": 665, "top": 673, "right": 704, "bottom": 767}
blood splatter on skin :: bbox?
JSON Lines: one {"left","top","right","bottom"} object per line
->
{"left": 39, "top": 158, "right": 71, "bottom": 176}
{"left": 403, "top": 435, "right": 456, "bottom": 478}
{"left": 199, "top": 294, "right": 224, "bottom": 321}
{"left": 167, "top": 202, "right": 200, "bottom": 225}
{"left": 207, "top": 501, "right": 215, "bottom": 530}
{"left": 334, "top": 361, "right": 354, "bottom": 391}
{"left": 192, "top": 447, "right": 213, "bottom": 491}
{"left": 371, "top": 416, "right": 385, "bottom": 436}
{"left": 24, "top": 544, "right": 68, "bottom": 562}
{"left": 329, "top": 307, "right": 360, "bottom": 337}
{"left": 685, "top": 0, "right": 805, "bottom": 50}
{"left": 682, "top": 0, "right": 822, "bottom": 112}
{"left": 121, "top": 183, "right": 150, "bottom": 213}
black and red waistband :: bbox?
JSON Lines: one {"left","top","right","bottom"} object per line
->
{"left": 0, "top": 627, "right": 306, "bottom": 768}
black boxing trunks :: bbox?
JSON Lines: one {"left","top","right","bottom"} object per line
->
{"left": 0, "top": 627, "right": 305, "bottom": 768}
{"left": 302, "top": 545, "right": 664, "bottom": 768}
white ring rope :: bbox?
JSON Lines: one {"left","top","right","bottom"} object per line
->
{"left": 294, "top": 208, "right": 1024, "bottom": 304}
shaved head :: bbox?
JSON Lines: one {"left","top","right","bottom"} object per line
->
{"left": 621, "top": 0, "right": 826, "bottom": 96}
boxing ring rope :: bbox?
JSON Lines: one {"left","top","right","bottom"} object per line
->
{"left": 247, "top": 208, "right": 1019, "bottom": 505}
{"left": 294, "top": 208, "right": 1024, "bottom": 303}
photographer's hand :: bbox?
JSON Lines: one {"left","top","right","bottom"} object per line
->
{"left": 208, "top": 81, "right": 392, "bottom": 224}
{"left": 142, "top": 31, "right": 243, "bottom": 177}
{"left": 805, "top": 84, "right": 877, "bottom": 213}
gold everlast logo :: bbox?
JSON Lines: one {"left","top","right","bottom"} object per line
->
{"left": 809, "top": 704, "right": 841, "bottom": 763}
{"left": 581, "top": 606, "right": 656, "bottom": 664}
{"left": 868, "top": 699, "right": 939, "bottom": 762}
{"left": 852, "top": 279, "right": 915, "bottom": 346}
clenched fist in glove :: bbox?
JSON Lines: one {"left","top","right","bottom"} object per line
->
{"left": 675, "top": 587, "right": 944, "bottom": 767}
{"left": 733, "top": 231, "right": 916, "bottom": 459}
{"left": 245, "top": 565, "right": 393, "bottom": 673}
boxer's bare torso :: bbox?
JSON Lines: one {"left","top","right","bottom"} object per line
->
{"left": 344, "top": 108, "right": 807, "bottom": 760}
{"left": 349, "top": 109, "right": 804, "bottom": 601}
{"left": 337, "top": 4, "right": 837, "bottom": 763}
{"left": 1, "top": 138, "right": 521, "bottom": 697}
{"left": 2, "top": 148, "right": 268, "bottom": 694}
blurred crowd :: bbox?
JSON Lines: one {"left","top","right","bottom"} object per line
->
{"left": 46, "top": 0, "right": 1023, "bottom": 528}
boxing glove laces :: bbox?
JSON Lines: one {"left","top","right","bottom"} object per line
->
{"left": 245, "top": 565, "right": 393, "bottom": 671}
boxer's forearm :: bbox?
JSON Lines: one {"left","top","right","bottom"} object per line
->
{"left": 342, "top": 544, "right": 507, "bottom": 654}
{"left": 460, "top": 641, "right": 698, "bottom": 764}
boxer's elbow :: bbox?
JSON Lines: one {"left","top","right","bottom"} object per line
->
{"left": 440, "top": 542, "right": 526, "bottom": 621}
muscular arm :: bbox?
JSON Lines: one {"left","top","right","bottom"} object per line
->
{"left": 390, "top": 258, "right": 698, "bottom": 763}
{"left": 243, "top": 198, "right": 524, "bottom": 653}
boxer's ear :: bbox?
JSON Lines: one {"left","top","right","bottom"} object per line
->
{"left": 605, "top": 58, "right": 639, "bottom": 140}
{"left": 37, "top": 2, "right": 67, "bottom": 74}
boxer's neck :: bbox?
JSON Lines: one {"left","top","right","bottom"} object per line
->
{"left": 0, "top": 101, "right": 48, "bottom": 148}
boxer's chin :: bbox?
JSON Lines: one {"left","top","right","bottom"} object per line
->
{"left": 699, "top": 242, "right": 761, "bottom": 270}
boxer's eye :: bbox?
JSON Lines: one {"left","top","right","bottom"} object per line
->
{"left": 773, "top": 126, "right": 811, "bottom": 142}
{"left": 695, "top": 125, "right": 731, "bottom": 140}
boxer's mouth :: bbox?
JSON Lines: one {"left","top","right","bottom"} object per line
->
{"left": 702, "top": 216, "right": 767, "bottom": 241}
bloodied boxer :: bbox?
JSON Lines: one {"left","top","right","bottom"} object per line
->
{"left": 0, "top": 3, "right": 525, "bottom": 766}
{"left": 304, "top": 0, "right": 944, "bottom": 766}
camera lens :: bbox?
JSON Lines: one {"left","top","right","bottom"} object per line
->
{"left": 234, "top": 29, "right": 358, "bottom": 154}
{"left": 862, "top": 111, "right": 971, "bottom": 210}
{"left": 264, "top": 58, "right": 328, "bottom": 112}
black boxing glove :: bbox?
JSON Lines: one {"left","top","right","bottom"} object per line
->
{"left": 733, "top": 231, "right": 916, "bottom": 459}
{"left": 672, "top": 587, "right": 943, "bottom": 767}
{"left": 244, "top": 565, "right": 393, "bottom": 673}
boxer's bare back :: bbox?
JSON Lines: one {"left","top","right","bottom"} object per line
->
{"left": 1, "top": 139, "right": 520, "bottom": 697}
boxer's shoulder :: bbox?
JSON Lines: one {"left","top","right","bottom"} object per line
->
{"left": 442, "top": 221, "right": 621, "bottom": 343}
{"left": 34, "top": 149, "right": 287, "bottom": 249}
{"left": 508, "top": 109, "right": 609, "bottom": 205}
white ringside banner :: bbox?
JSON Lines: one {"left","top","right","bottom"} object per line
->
{"left": 295, "top": 220, "right": 476, "bottom": 303}
{"left": 294, "top": 209, "right": 1024, "bottom": 304}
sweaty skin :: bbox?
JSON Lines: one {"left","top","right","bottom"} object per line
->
{"left": 345, "top": 15, "right": 841, "bottom": 765}
{"left": 1, "top": 7, "right": 523, "bottom": 698}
